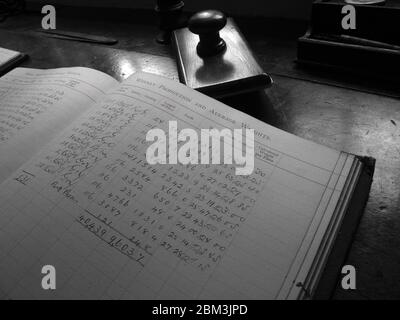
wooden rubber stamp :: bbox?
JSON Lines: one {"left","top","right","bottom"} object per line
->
{"left": 172, "top": 10, "right": 272, "bottom": 98}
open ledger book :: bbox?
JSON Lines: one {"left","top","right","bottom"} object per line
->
{"left": 0, "top": 67, "right": 374, "bottom": 299}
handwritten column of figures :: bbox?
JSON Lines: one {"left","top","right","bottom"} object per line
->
{"left": 32, "top": 89, "right": 272, "bottom": 280}
{"left": 0, "top": 80, "right": 65, "bottom": 142}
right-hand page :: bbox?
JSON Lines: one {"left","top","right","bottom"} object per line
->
{"left": 0, "top": 72, "right": 354, "bottom": 299}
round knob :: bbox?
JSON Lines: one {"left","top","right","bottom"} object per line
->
{"left": 188, "top": 10, "right": 227, "bottom": 57}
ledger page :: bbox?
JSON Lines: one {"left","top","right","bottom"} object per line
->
{"left": 0, "top": 72, "right": 352, "bottom": 299}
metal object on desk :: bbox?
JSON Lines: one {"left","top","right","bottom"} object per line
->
{"left": 172, "top": 10, "right": 272, "bottom": 98}
{"left": 155, "top": 0, "right": 185, "bottom": 44}
{"left": 36, "top": 29, "right": 118, "bottom": 45}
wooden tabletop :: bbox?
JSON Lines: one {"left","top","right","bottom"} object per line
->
{"left": 1, "top": 11, "right": 399, "bottom": 299}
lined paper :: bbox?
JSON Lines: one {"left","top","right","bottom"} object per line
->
{"left": 0, "top": 67, "right": 119, "bottom": 183}
{"left": 0, "top": 72, "right": 353, "bottom": 299}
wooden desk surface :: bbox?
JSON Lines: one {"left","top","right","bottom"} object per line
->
{"left": 1, "top": 11, "right": 399, "bottom": 299}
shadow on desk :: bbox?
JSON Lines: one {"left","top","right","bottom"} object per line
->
{"left": 222, "top": 90, "right": 287, "bottom": 130}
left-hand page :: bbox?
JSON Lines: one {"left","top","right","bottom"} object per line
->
{"left": 0, "top": 67, "right": 119, "bottom": 183}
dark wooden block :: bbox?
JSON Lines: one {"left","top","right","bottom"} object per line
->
{"left": 311, "top": 0, "right": 400, "bottom": 44}
{"left": 297, "top": 31, "right": 400, "bottom": 79}
{"left": 297, "top": 1, "right": 400, "bottom": 80}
